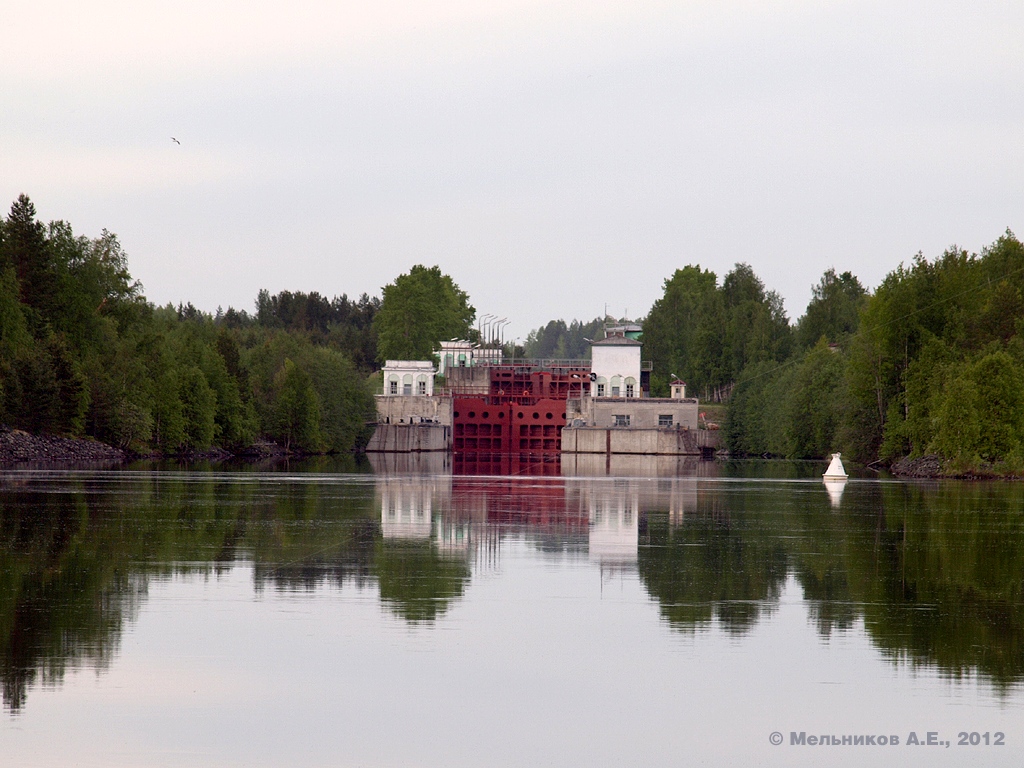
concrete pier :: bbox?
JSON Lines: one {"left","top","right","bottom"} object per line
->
{"left": 365, "top": 422, "right": 451, "bottom": 453}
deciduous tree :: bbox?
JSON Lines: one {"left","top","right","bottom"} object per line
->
{"left": 374, "top": 265, "right": 474, "bottom": 363}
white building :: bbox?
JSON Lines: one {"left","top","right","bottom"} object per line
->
{"left": 437, "top": 340, "right": 475, "bottom": 377}
{"left": 590, "top": 336, "right": 642, "bottom": 398}
{"left": 383, "top": 360, "right": 436, "bottom": 396}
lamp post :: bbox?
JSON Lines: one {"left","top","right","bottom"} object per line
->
{"left": 479, "top": 314, "right": 494, "bottom": 347}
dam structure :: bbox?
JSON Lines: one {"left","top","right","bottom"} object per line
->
{"left": 366, "top": 324, "right": 719, "bottom": 469}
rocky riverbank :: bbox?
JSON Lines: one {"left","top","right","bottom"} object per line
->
{"left": 0, "top": 429, "right": 126, "bottom": 465}
{"left": 889, "top": 453, "right": 1024, "bottom": 479}
{"left": 0, "top": 428, "right": 322, "bottom": 467}
{"left": 889, "top": 454, "right": 943, "bottom": 478}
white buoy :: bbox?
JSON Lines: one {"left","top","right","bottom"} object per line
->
{"left": 823, "top": 452, "right": 848, "bottom": 480}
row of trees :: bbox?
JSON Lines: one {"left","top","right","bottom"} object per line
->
{"left": 7, "top": 190, "right": 1023, "bottom": 469}
{"left": 848, "top": 233, "right": 1024, "bottom": 468}
{"left": 642, "top": 263, "right": 795, "bottom": 401}
{"left": 726, "top": 233, "right": 1024, "bottom": 471}
{"left": 522, "top": 317, "right": 605, "bottom": 360}
{"left": 525, "top": 232, "right": 1024, "bottom": 470}
{"left": 0, "top": 195, "right": 379, "bottom": 454}
{"left": 0, "top": 194, "right": 488, "bottom": 454}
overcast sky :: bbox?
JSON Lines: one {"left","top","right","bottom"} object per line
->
{"left": 3, "top": 1, "right": 1022, "bottom": 340}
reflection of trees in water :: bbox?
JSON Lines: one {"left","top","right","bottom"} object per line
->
{"left": 245, "top": 479, "right": 471, "bottom": 622}
{"left": 0, "top": 475, "right": 375, "bottom": 712}
{"left": 375, "top": 541, "right": 470, "bottom": 623}
{"left": 0, "top": 485, "right": 147, "bottom": 712}
{"left": 785, "top": 481, "right": 1024, "bottom": 691}
{"left": 638, "top": 479, "right": 1024, "bottom": 692}
{"left": 638, "top": 489, "right": 788, "bottom": 635}
{"left": 251, "top": 514, "right": 380, "bottom": 592}
{"left": 856, "top": 483, "right": 1024, "bottom": 691}
{"left": 246, "top": 481, "right": 379, "bottom": 592}
{"left": 3, "top": 472, "right": 1024, "bottom": 710}
{"left": 0, "top": 473, "right": 475, "bottom": 711}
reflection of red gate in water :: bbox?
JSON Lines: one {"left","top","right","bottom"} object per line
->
{"left": 451, "top": 364, "right": 589, "bottom": 474}
{"left": 449, "top": 476, "right": 588, "bottom": 530}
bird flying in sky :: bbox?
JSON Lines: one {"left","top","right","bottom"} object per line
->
{"left": 171, "top": 137, "right": 180, "bottom": 144}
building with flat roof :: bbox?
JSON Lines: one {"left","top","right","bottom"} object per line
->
{"left": 590, "top": 336, "right": 643, "bottom": 398}
{"left": 383, "top": 360, "right": 436, "bottom": 396}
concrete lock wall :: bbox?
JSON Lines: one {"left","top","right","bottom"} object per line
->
{"left": 578, "top": 398, "right": 700, "bottom": 430}
{"left": 366, "top": 423, "right": 452, "bottom": 453}
{"left": 560, "top": 426, "right": 718, "bottom": 455}
{"left": 374, "top": 395, "right": 453, "bottom": 426}
{"left": 444, "top": 366, "right": 491, "bottom": 394}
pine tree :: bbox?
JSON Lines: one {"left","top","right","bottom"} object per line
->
{"left": 1, "top": 195, "right": 57, "bottom": 327}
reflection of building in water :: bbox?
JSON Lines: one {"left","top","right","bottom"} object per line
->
{"left": 586, "top": 480, "right": 639, "bottom": 567}
{"left": 376, "top": 474, "right": 487, "bottom": 562}
{"left": 654, "top": 477, "right": 699, "bottom": 526}
{"left": 378, "top": 475, "right": 452, "bottom": 540}
{"left": 571, "top": 475, "right": 704, "bottom": 569}
{"left": 453, "top": 452, "right": 562, "bottom": 477}
{"left": 377, "top": 472, "right": 594, "bottom": 566}
{"left": 367, "top": 451, "right": 450, "bottom": 476}
{"left": 375, "top": 469, "right": 706, "bottom": 574}
{"left": 435, "top": 517, "right": 472, "bottom": 556}
{"left": 561, "top": 453, "right": 719, "bottom": 479}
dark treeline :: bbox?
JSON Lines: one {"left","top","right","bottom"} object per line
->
{"left": 727, "top": 233, "right": 1024, "bottom": 470}
{"left": 252, "top": 288, "right": 379, "bottom": 372}
{"left": 529, "top": 232, "right": 1024, "bottom": 470}
{"left": 523, "top": 317, "right": 606, "bottom": 360}
{"left": 724, "top": 266, "right": 866, "bottom": 459}
{"left": 643, "top": 262, "right": 794, "bottom": 402}
{"left": 7, "top": 190, "right": 1023, "bottom": 469}
{"left": 0, "top": 195, "right": 376, "bottom": 454}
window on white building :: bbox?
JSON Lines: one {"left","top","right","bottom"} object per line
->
{"left": 418, "top": 379, "right": 427, "bottom": 395}
{"left": 597, "top": 384, "right": 606, "bottom": 397}
{"left": 389, "top": 380, "right": 398, "bottom": 395}
{"left": 613, "top": 414, "right": 630, "bottom": 427}
{"left": 611, "top": 386, "right": 620, "bottom": 397}
{"left": 658, "top": 414, "right": 673, "bottom": 427}
{"left": 403, "top": 383, "right": 412, "bottom": 395}
{"left": 625, "top": 383, "right": 634, "bottom": 398}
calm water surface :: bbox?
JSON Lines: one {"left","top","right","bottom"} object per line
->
{"left": 2, "top": 456, "right": 1024, "bottom": 766}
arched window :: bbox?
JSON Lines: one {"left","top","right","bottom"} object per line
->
{"left": 388, "top": 375, "right": 399, "bottom": 395}
{"left": 402, "top": 374, "right": 413, "bottom": 395}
